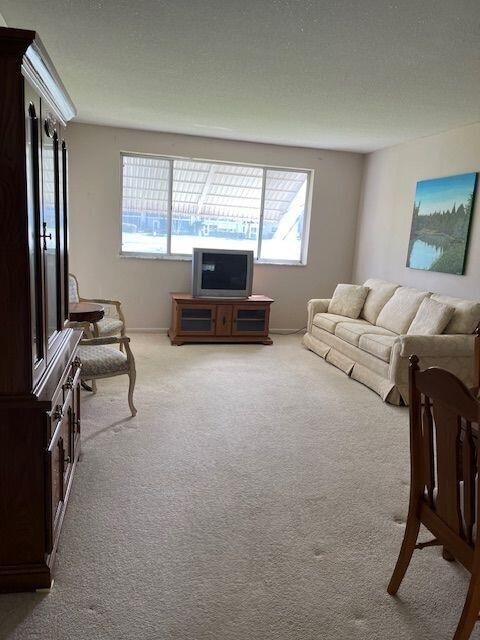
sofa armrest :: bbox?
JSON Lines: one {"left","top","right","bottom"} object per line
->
{"left": 398, "top": 334, "right": 475, "bottom": 358}
{"left": 389, "top": 334, "right": 476, "bottom": 404}
{"left": 307, "top": 298, "right": 331, "bottom": 332}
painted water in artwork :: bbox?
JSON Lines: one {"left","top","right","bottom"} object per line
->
{"left": 406, "top": 173, "right": 478, "bottom": 274}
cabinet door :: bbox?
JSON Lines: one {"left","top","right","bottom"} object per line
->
{"left": 177, "top": 305, "right": 216, "bottom": 335}
{"left": 215, "top": 305, "right": 233, "bottom": 336}
{"left": 24, "top": 83, "right": 46, "bottom": 383}
{"left": 232, "top": 305, "right": 269, "bottom": 336}
{"left": 40, "top": 101, "right": 62, "bottom": 360}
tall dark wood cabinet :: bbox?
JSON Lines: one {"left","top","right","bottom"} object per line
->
{"left": 0, "top": 27, "right": 81, "bottom": 592}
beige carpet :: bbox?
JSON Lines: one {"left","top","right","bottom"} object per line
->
{"left": 0, "top": 334, "right": 478, "bottom": 639}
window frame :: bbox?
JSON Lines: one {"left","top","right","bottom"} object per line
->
{"left": 119, "top": 152, "right": 313, "bottom": 266}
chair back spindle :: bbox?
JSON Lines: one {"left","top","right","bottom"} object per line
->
{"left": 410, "top": 357, "right": 480, "bottom": 549}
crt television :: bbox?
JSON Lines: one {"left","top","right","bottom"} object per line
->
{"left": 192, "top": 248, "right": 254, "bottom": 298}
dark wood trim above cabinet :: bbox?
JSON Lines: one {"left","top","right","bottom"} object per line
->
{"left": 0, "top": 27, "right": 76, "bottom": 124}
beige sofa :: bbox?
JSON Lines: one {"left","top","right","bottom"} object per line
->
{"left": 302, "top": 279, "right": 480, "bottom": 405}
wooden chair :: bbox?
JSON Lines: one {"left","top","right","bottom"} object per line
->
{"left": 78, "top": 336, "right": 137, "bottom": 417}
{"left": 388, "top": 354, "right": 480, "bottom": 639}
{"left": 69, "top": 273, "right": 126, "bottom": 343}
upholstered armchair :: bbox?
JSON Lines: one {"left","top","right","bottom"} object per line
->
{"left": 78, "top": 336, "right": 137, "bottom": 417}
{"left": 69, "top": 273, "right": 126, "bottom": 341}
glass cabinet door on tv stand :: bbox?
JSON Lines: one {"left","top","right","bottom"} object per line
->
{"left": 179, "top": 305, "right": 216, "bottom": 335}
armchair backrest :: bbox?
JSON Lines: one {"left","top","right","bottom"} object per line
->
{"left": 69, "top": 273, "right": 80, "bottom": 303}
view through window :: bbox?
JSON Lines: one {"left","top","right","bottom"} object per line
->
{"left": 121, "top": 154, "right": 311, "bottom": 263}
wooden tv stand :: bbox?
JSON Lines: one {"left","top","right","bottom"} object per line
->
{"left": 168, "top": 293, "right": 274, "bottom": 345}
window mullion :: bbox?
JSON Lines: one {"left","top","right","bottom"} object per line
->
{"left": 299, "top": 170, "right": 311, "bottom": 264}
{"left": 166, "top": 159, "right": 173, "bottom": 255}
{"left": 257, "top": 167, "right": 267, "bottom": 260}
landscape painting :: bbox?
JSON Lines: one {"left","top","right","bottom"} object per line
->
{"left": 406, "top": 172, "right": 478, "bottom": 274}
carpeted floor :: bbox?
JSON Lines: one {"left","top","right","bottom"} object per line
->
{"left": 0, "top": 334, "right": 478, "bottom": 639}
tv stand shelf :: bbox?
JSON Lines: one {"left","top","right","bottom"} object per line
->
{"left": 168, "top": 293, "right": 274, "bottom": 345}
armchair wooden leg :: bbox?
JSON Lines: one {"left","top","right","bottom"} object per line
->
{"left": 453, "top": 572, "right": 480, "bottom": 640}
{"left": 91, "top": 380, "right": 97, "bottom": 394}
{"left": 387, "top": 509, "right": 421, "bottom": 596}
{"left": 128, "top": 369, "right": 137, "bottom": 417}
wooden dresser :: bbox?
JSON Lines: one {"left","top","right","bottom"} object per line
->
{"left": 0, "top": 27, "right": 80, "bottom": 592}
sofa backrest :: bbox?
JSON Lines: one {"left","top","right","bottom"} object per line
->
{"left": 375, "top": 287, "right": 430, "bottom": 334}
{"left": 430, "top": 294, "right": 480, "bottom": 335}
{"left": 361, "top": 279, "right": 399, "bottom": 324}
{"left": 361, "top": 279, "right": 480, "bottom": 335}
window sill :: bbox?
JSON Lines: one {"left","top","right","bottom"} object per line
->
{"left": 119, "top": 252, "right": 307, "bottom": 267}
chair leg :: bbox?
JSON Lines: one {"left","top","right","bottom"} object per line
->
{"left": 127, "top": 369, "right": 137, "bottom": 417}
{"left": 453, "top": 572, "right": 480, "bottom": 640}
{"left": 387, "top": 508, "right": 421, "bottom": 596}
{"left": 442, "top": 547, "right": 456, "bottom": 562}
{"left": 91, "top": 379, "right": 97, "bottom": 394}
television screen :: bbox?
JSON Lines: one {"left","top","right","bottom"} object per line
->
{"left": 192, "top": 248, "right": 254, "bottom": 297}
{"left": 201, "top": 252, "right": 248, "bottom": 291}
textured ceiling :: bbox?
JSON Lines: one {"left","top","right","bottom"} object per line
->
{"left": 2, "top": 0, "right": 479, "bottom": 152}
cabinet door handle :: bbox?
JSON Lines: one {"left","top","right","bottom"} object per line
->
{"left": 222, "top": 315, "right": 226, "bottom": 326}
{"left": 52, "top": 404, "right": 64, "bottom": 421}
{"left": 40, "top": 221, "right": 52, "bottom": 250}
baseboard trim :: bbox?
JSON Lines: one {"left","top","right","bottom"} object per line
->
{"left": 271, "top": 328, "right": 306, "bottom": 335}
{"left": 129, "top": 328, "right": 168, "bottom": 334}
{"left": 128, "top": 327, "right": 305, "bottom": 335}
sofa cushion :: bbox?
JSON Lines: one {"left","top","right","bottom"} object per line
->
{"left": 361, "top": 279, "right": 400, "bottom": 324}
{"left": 359, "top": 333, "right": 399, "bottom": 363}
{"left": 375, "top": 287, "right": 430, "bottom": 334}
{"left": 407, "top": 298, "right": 454, "bottom": 335}
{"left": 327, "top": 284, "right": 369, "bottom": 319}
{"left": 335, "top": 322, "right": 396, "bottom": 347}
{"left": 312, "top": 313, "right": 368, "bottom": 335}
{"left": 430, "top": 293, "right": 480, "bottom": 334}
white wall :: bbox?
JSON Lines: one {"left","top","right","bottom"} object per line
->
{"left": 67, "top": 123, "right": 364, "bottom": 330}
{"left": 353, "top": 122, "right": 480, "bottom": 299}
